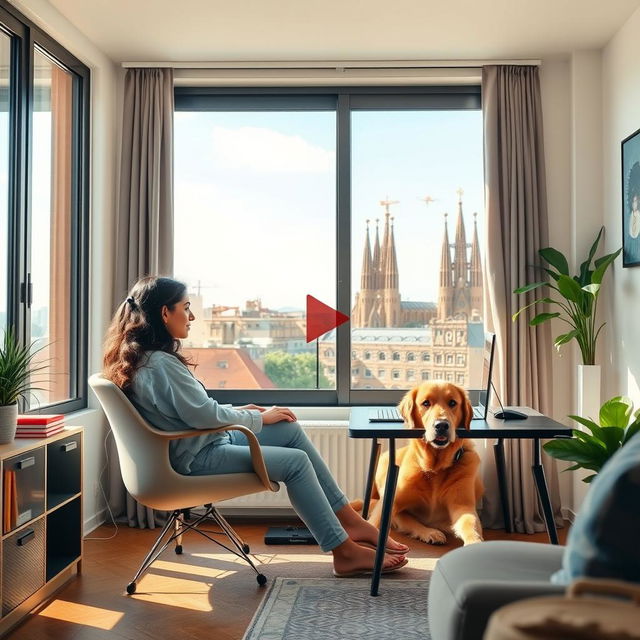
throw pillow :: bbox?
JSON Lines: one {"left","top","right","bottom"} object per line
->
{"left": 552, "top": 431, "right": 640, "bottom": 585}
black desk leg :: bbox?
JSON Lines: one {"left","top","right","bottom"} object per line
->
{"left": 362, "top": 439, "right": 381, "bottom": 521}
{"left": 532, "top": 438, "right": 559, "bottom": 545}
{"left": 493, "top": 439, "right": 513, "bottom": 533}
{"left": 371, "top": 439, "right": 399, "bottom": 597}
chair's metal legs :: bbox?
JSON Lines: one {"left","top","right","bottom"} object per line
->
{"left": 209, "top": 506, "right": 250, "bottom": 553}
{"left": 127, "top": 510, "right": 181, "bottom": 593}
{"left": 175, "top": 513, "right": 184, "bottom": 554}
{"left": 126, "top": 506, "right": 267, "bottom": 594}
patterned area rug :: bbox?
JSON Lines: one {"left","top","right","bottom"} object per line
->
{"left": 243, "top": 577, "right": 431, "bottom": 640}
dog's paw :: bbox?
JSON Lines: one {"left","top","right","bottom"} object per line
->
{"left": 418, "top": 529, "right": 447, "bottom": 545}
{"left": 463, "top": 535, "right": 483, "bottom": 546}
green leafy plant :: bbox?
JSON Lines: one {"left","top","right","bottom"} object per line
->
{"left": 543, "top": 396, "right": 640, "bottom": 483}
{"left": 0, "top": 329, "right": 48, "bottom": 406}
{"left": 513, "top": 227, "right": 621, "bottom": 365}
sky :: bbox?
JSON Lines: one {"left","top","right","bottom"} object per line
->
{"left": 174, "top": 108, "right": 484, "bottom": 313}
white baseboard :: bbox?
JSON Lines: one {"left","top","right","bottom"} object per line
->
{"left": 84, "top": 508, "right": 108, "bottom": 536}
{"left": 561, "top": 507, "right": 576, "bottom": 523}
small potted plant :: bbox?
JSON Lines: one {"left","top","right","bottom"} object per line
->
{"left": 543, "top": 396, "right": 640, "bottom": 483}
{"left": 0, "top": 329, "right": 47, "bottom": 444}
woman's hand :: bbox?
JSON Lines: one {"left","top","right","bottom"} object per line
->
{"left": 236, "top": 404, "right": 266, "bottom": 412}
{"left": 261, "top": 405, "right": 297, "bottom": 424}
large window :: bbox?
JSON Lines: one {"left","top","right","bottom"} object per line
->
{"left": 0, "top": 2, "right": 89, "bottom": 413}
{"left": 175, "top": 87, "right": 482, "bottom": 405}
{"left": 0, "top": 28, "right": 11, "bottom": 338}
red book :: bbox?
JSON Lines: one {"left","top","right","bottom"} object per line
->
{"left": 17, "top": 414, "right": 64, "bottom": 426}
{"left": 16, "top": 425, "right": 63, "bottom": 434}
{"left": 15, "top": 426, "right": 64, "bottom": 438}
{"left": 17, "top": 420, "right": 63, "bottom": 430}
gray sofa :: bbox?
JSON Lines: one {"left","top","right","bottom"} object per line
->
{"left": 428, "top": 431, "right": 640, "bottom": 640}
{"left": 428, "top": 540, "right": 565, "bottom": 640}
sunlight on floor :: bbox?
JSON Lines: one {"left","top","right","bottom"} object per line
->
{"left": 132, "top": 573, "right": 214, "bottom": 611}
{"left": 408, "top": 556, "right": 438, "bottom": 571}
{"left": 38, "top": 600, "right": 124, "bottom": 629}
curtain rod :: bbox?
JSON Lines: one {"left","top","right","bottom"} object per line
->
{"left": 121, "top": 59, "right": 542, "bottom": 69}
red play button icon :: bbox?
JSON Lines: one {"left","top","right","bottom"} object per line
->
{"left": 306, "top": 295, "right": 349, "bottom": 342}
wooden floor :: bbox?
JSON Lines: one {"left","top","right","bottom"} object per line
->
{"left": 8, "top": 519, "right": 568, "bottom": 640}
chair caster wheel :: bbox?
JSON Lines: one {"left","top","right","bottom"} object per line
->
{"left": 175, "top": 545, "right": 183, "bottom": 555}
{"left": 126, "top": 582, "right": 137, "bottom": 595}
{"left": 243, "top": 544, "right": 250, "bottom": 554}
{"left": 257, "top": 574, "right": 267, "bottom": 586}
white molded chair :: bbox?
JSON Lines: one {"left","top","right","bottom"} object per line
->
{"left": 88, "top": 373, "right": 279, "bottom": 593}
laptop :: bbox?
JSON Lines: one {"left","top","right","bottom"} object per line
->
{"left": 368, "top": 331, "right": 496, "bottom": 422}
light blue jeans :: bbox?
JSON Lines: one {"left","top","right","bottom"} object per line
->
{"left": 189, "top": 421, "right": 350, "bottom": 552}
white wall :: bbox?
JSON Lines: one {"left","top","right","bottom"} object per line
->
{"left": 539, "top": 58, "right": 575, "bottom": 512}
{"left": 569, "top": 51, "right": 605, "bottom": 512}
{"left": 537, "top": 50, "right": 615, "bottom": 516}
{"left": 9, "top": 0, "right": 118, "bottom": 533}
{"left": 603, "top": 6, "right": 640, "bottom": 410}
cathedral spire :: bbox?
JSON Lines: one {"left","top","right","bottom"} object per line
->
{"left": 378, "top": 197, "right": 401, "bottom": 327}
{"left": 440, "top": 213, "right": 453, "bottom": 288}
{"left": 453, "top": 189, "right": 468, "bottom": 284}
{"left": 470, "top": 213, "right": 482, "bottom": 287}
{"left": 379, "top": 197, "right": 399, "bottom": 290}
{"left": 360, "top": 220, "right": 374, "bottom": 290}
{"left": 382, "top": 216, "right": 399, "bottom": 289}
{"left": 372, "top": 218, "right": 381, "bottom": 290}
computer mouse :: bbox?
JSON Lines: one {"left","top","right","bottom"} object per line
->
{"left": 494, "top": 409, "right": 528, "bottom": 420}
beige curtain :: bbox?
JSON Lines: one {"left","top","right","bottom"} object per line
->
{"left": 481, "top": 65, "right": 563, "bottom": 533}
{"left": 109, "top": 68, "right": 174, "bottom": 528}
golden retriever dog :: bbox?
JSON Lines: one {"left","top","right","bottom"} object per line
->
{"left": 366, "top": 381, "right": 483, "bottom": 546}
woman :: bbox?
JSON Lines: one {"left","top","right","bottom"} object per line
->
{"left": 103, "top": 276, "right": 408, "bottom": 577}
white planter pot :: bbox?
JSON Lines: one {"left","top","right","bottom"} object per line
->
{"left": 577, "top": 364, "right": 601, "bottom": 422}
{"left": 0, "top": 403, "right": 18, "bottom": 444}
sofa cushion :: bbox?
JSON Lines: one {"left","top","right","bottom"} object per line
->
{"left": 552, "top": 431, "right": 640, "bottom": 585}
{"left": 429, "top": 541, "right": 565, "bottom": 640}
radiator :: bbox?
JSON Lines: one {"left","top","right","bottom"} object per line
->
{"left": 220, "top": 421, "right": 373, "bottom": 511}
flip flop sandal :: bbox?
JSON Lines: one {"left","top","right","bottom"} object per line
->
{"left": 333, "top": 557, "right": 408, "bottom": 578}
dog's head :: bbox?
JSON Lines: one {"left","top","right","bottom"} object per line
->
{"left": 398, "top": 381, "right": 472, "bottom": 449}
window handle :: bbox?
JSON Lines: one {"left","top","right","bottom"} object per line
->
{"left": 20, "top": 273, "right": 32, "bottom": 308}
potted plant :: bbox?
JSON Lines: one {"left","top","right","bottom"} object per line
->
{"left": 512, "top": 226, "right": 621, "bottom": 366}
{"left": 543, "top": 396, "right": 640, "bottom": 483}
{"left": 0, "top": 329, "right": 47, "bottom": 444}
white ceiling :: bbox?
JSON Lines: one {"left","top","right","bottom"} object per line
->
{"left": 42, "top": 0, "right": 640, "bottom": 63}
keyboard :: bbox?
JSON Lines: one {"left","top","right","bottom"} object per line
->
{"left": 473, "top": 405, "right": 484, "bottom": 419}
{"left": 370, "top": 405, "right": 485, "bottom": 422}
{"left": 368, "top": 407, "right": 403, "bottom": 423}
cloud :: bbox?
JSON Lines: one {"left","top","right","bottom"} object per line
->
{"left": 211, "top": 126, "right": 334, "bottom": 173}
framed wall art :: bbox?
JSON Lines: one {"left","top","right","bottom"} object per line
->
{"left": 622, "top": 127, "right": 640, "bottom": 267}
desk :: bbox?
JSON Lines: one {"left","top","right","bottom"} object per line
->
{"left": 349, "top": 406, "right": 572, "bottom": 596}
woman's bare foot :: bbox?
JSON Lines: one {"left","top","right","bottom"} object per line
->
{"left": 331, "top": 538, "right": 407, "bottom": 577}
{"left": 336, "top": 504, "right": 409, "bottom": 554}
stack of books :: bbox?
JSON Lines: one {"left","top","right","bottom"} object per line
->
{"left": 16, "top": 414, "right": 65, "bottom": 438}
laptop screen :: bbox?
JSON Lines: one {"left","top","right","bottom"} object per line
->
{"left": 469, "top": 332, "right": 496, "bottom": 417}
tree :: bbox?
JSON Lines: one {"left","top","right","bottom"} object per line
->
{"left": 264, "top": 351, "right": 332, "bottom": 389}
